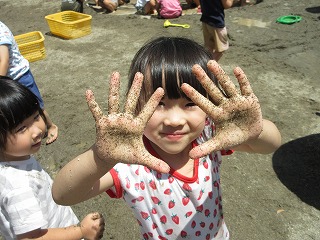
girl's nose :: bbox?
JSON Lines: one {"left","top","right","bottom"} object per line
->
{"left": 163, "top": 108, "right": 187, "bottom": 127}
{"left": 31, "top": 125, "right": 43, "bottom": 140}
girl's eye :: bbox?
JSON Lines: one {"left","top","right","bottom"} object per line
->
{"left": 186, "top": 102, "right": 196, "bottom": 107}
{"left": 34, "top": 113, "right": 40, "bottom": 120}
{"left": 158, "top": 101, "right": 165, "bottom": 106}
{"left": 16, "top": 126, "right": 26, "bottom": 133}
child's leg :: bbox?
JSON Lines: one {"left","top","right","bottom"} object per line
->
{"left": 43, "top": 109, "right": 58, "bottom": 145}
{"left": 99, "top": 0, "right": 118, "bottom": 12}
{"left": 241, "top": 0, "right": 254, "bottom": 6}
{"left": 202, "top": 23, "right": 229, "bottom": 62}
{"left": 193, "top": 0, "right": 200, "bottom": 6}
{"left": 144, "top": 0, "right": 156, "bottom": 14}
{"left": 17, "top": 70, "right": 58, "bottom": 144}
{"left": 186, "top": 0, "right": 200, "bottom": 8}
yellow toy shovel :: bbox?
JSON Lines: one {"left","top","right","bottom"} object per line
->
{"left": 163, "top": 20, "right": 190, "bottom": 29}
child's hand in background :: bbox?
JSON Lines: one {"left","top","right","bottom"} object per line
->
{"left": 80, "top": 212, "right": 105, "bottom": 240}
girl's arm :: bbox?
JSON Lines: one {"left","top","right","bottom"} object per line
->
{"left": 52, "top": 145, "right": 114, "bottom": 205}
{"left": 0, "top": 45, "right": 10, "bottom": 76}
{"left": 52, "top": 72, "right": 170, "bottom": 206}
{"left": 233, "top": 119, "right": 281, "bottom": 153}
{"left": 221, "top": 0, "right": 234, "bottom": 9}
{"left": 181, "top": 60, "right": 281, "bottom": 158}
{"left": 17, "top": 212, "right": 105, "bottom": 240}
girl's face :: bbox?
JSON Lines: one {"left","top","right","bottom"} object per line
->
{"left": 144, "top": 96, "right": 207, "bottom": 160}
{"left": 3, "top": 111, "right": 46, "bottom": 161}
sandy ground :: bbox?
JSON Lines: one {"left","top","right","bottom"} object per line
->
{"left": 1, "top": 0, "right": 320, "bottom": 239}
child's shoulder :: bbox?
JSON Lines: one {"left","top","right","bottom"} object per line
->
{"left": 0, "top": 156, "right": 42, "bottom": 172}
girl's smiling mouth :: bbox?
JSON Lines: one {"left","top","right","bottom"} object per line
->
{"left": 32, "top": 141, "right": 42, "bottom": 148}
{"left": 162, "top": 132, "right": 185, "bottom": 141}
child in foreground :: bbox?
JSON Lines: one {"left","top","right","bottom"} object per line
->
{"left": 52, "top": 37, "right": 281, "bottom": 239}
{"left": 0, "top": 78, "right": 105, "bottom": 240}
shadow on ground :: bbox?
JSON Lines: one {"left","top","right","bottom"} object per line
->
{"left": 272, "top": 134, "right": 320, "bottom": 210}
{"left": 305, "top": 6, "right": 320, "bottom": 14}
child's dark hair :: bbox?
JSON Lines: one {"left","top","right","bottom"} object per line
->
{"left": 0, "top": 78, "right": 46, "bottom": 150}
{"left": 128, "top": 37, "right": 217, "bottom": 113}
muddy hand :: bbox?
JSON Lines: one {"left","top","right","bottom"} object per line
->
{"left": 86, "top": 72, "right": 170, "bottom": 173}
{"left": 80, "top": 212, "right": 105, "bottom": 240}
{"left": 181, "top": 60, "right": 263, "bottom": 159}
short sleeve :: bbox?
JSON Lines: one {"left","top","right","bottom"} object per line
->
{"left": 4, "top": 187, "right": 47, "bottom": 235}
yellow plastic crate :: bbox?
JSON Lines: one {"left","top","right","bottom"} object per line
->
{"left": 14, "top": 31, "right": 46, "bottom": 62}
{"left": 45, "top": 11, "right": 92, "bottom": 39}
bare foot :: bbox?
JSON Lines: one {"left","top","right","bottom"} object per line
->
{"left": 241, "top": 0, "right": 254, "bottom": 6}
{"left": 46, "top": 124, "right": 58, "bottom": 145}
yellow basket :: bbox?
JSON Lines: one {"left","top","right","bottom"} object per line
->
{"left": 45, "top": 11, "right": 92, "bottom": 39}
{"left": 14, "top": 31, "right": 46, "bottom": 63}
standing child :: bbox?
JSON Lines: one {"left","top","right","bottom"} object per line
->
{"left": 200, "top": 0, "right": 234, "bottom": 61}
{"left": 156, "top": 0, "right": 182, "bottom": 19}
{"left": 52, "top": 37, "right": 281, "bottom": 239}
{"left": 0, "top": 21, "right": 58, "bottom": 145}
{"left": 0, "top": 78, "right": 105, "bottom": 240}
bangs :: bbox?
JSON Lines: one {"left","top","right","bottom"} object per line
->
{"left": 128, "top": 37, "right": 217, "bottom": 112}
{"left": 145, "top": 38, "right": 214, "bottom": 99}
{"left": 0, "top": 81, "right": 41, "bottom": 133}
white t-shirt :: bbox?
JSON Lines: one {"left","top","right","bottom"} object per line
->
{"left": 107, "top": 118, "right": 231, "bottom": 239}
{"left": 0, "top": 21, "right": 29, "bottom": 80}
{"left": 135, "top": 0, "right": 150, "bottom": 8}
{"left": 0, "top": 156, "right": 79, "bottom": 239}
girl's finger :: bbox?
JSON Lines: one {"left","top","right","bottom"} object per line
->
{"left": 125, "top": 72, "right": 144, "bottom": 115}
{"left": 181, "top": 83, "right": 223, "bottom": 119}
{"left": 108, "top": 72, "right": 120, "bottom": 114}
{"left": 138, "top": 87, "right": 164, "bottom": 124}
{"left": 192, "top": 64, "right": 225, "bottom": 105}
{"left": 86, "top": 90, "right": 104, "bottom": 122}
{"left": 234, "top": 67, "right": 253, "bottom": 96}
{"left": 138, "top": 149, "right": 170, "bottom": 173}
{"left": 188, "top": 138, "right": 221, "bottom": 159}
{"left": 207, "top": 60, "right": 239, "bottom": 98}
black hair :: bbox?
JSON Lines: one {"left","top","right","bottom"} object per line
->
{"left": 127, "top": 37, "right": 217, "bottom": 113}
{"left": 0, "top": 78, "right": 46, "bottom": 150}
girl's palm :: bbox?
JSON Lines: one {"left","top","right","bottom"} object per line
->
{"left": 181, "top": 60, "right": 263, "bottom": 159}
{"left": 86, "top": 72, "right": 170, "bottom": 173}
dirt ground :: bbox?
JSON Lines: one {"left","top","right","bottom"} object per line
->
{"left": 1, "top": 0, "right": 320, "bottom": 239}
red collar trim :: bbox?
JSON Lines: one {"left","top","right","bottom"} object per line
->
{"left": 143, "top": 136, "right": 199, "bottom": 183}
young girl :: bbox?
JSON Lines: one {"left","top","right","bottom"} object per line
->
{"left": 156, "top": 0, "right": 182, "bottom": 19}
{"left": 0, "top": 78, "right": 105, "bottom": 240}
{"left": 0, "top": 20, "right": 58, "bottom": 145}
{"left": 52, "top": 37, "right": 281, "bottom": 239}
